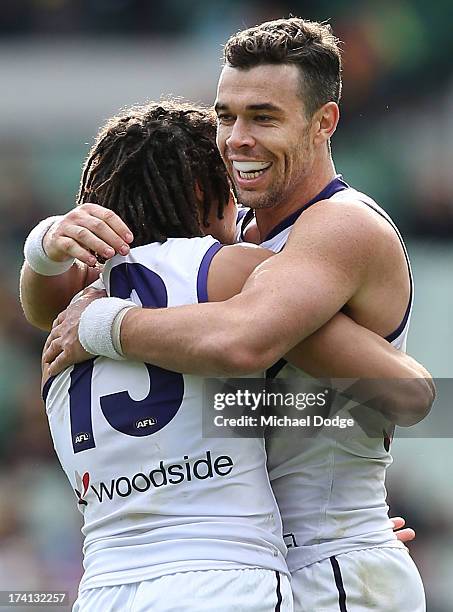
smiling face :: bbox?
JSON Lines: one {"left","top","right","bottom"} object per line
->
{"left": 215, "top": 63, "right": 316, "bottom": 214}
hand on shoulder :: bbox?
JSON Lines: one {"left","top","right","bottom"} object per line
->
{"left": 43, "top": 203, "right": 134, "bottom": 266}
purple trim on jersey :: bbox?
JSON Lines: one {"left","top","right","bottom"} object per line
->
{"left": 236, "top": 207, "right": 248, "bottom": 227}
{"left": 357, "top": 199, "right": 413, "bottom": 343}
{"left": 266, "top": 358, "right": 288, "bottom": 379}
{"left": 197, "top": 241, "right": 223, "bottom": 303}
{"left": 385, "top": 298, "right": 412, "bottom": 343}
{"left": 262, "top": 176, "right": 350, "bottom": 243}
{"left": 42, "top": 375, "right": 56, "bottom": 402}
{"left": 240, "top": 208, "right": 255, "bottom": 242}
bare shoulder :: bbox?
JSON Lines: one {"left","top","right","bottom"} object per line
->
{"left": 287, "top": 197, "right": 401, "bottom": 259}
{"left": 284, "top": 197, "right": 409, "bottom": 334}
{"left": 213, "top": 242, "right": 273, "bottom": 266}
{"left": 207, "top": 243, "right": 273, "bottom": 302}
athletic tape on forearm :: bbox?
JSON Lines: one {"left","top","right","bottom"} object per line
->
{"left": 24, "top": 215, "right": 75, "bottom": 276}
{"left": 78, "top": 297, "right": 137, "bottom": 360}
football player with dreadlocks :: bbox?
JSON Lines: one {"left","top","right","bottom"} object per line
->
{"left": 39, "top": 100, "right": 294, "bottom": 611}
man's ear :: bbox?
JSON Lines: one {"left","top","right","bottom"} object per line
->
{"left": 312, "top": 102, "right": 340, "bottom": 145}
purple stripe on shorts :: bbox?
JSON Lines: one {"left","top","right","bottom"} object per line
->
{"left": 274, "top": 571, "right": 282, "bottom": 612}
{"left": 330, "top": 556, "right": 348, "bottom": 612}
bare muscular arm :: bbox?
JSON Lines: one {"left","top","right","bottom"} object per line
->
{"left": 20, "top": 260, "right": 100, "bottom": 331}
{"left": 118, "top": 201, "right": 433, "bottom": 423}
{"left": 120, "top": 202, "right": 389, "bottom": 373}
{"left": 286, "top": 315, "right": 434, "bottom": 425}
{"left": 44, "top": 212, "right": 434, "bottom": 424}
{"left": 20, "top": 204, "right": 133, "bottom": 330}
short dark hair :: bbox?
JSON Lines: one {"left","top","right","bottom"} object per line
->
{"left": 224, "top": 17, "right": 342, "bottom": 117}
{"left": 77, "top": 100, "right": 230, "bottom": 246}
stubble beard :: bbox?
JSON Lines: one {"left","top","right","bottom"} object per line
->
{"left": 236, "top": 172, "right": 304, "bottom": 211}
{"left": 238, "top": 186, "right": 282, "bottom": 210}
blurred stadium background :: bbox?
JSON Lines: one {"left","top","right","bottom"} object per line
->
{"left": 0, "top": 1, "right": 452, "bottom": 609}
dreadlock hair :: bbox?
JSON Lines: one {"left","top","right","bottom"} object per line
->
{"left": 224, "top": 18, "right": 342, "bottom": 118}
{"left": 77, "top": 100, "right": 230, "bottom": 246}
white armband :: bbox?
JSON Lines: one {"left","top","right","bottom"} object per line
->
{"left": 24, "top": 215, "right": 75, "bottom": 276}
{"left": 78, "top": 297, "right": 137, "bottom": 360}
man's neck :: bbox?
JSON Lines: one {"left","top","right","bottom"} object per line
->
{"left": 255, "top": 164, "right": 337, "bottom": 241}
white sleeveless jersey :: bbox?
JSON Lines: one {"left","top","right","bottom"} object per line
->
{"left": 238, "top": 176, "right": 413, "bottom": 572}
{"left": 43, "top": 236, "right": 287, "bottom": 589}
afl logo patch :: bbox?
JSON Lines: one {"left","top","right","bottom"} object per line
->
{"left": 75, "top": 432, "right": 91, "bottom": 444}
{"left": 135, "top": 417, "right": 157, "bottom": 429}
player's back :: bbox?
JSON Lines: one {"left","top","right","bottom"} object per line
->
{"left": 43, "top": 236, "right": 286, "bottom": 590}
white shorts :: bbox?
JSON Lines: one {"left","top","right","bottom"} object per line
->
{"left": 73, "top": 568, "right": 293, "bottom": 611}
{"left": 291, "top": 547, "right": 425, "bottom": 612}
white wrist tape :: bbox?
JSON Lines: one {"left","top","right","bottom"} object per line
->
{"left": 78, "top": 297, "right": 137, "bottom": 360}
{"left": 24, "top": 215, "right": 75, "bottom": 276}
